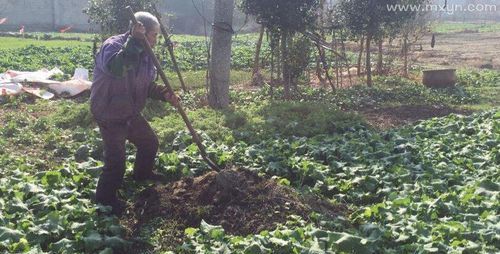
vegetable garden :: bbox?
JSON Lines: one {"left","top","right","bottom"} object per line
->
{"left": 0, "top": 7, "right": 498, "bottom": 253}
{"left": 0, "top": 46, "right": 498, "bottom": 252}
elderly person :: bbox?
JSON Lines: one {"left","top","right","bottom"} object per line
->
{"left": 90, "top": 11, "right": 178, "bottom": 215}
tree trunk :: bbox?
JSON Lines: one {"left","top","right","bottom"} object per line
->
{"left": 333, "top": 34, "right": 339, "bottom": 89}
{"left": 281, "top": 31, "right": 291, "bottom": 100}
{"left": 251, "top": 25, "right": 265, "bottom": 86}
{"left": 316, "top": 0, "right": 326, "bottom": 86}
{"left": 357, "top": 36, "right": 365, "bottom": 76}
{"left": 376, "top": 39, "right": 383, "bottom": 75}
{"left": 366, "top": 33, "right": 373, "bottom": 87}
{"left": 403, "top": 35, "right": 409, "bottom": 78}
{"left": 270, "top": 49, "right": 275, "bottom": 99}
{"left": 315, "top": 43, "right": 335, "bottom": 91}
{"left": 316, "top": 55, "right": 325, "bottom": 86}
{"left": 288, "top": 34, "right": 297, "bottom": 92}
{"left": 208, "top": 0, "right": 234, "bottom": 109}
{"left": 269, "top": 34, "right": 279, "bottom": 99}
{"left": 339, "top": 34, "right": 352, "bottom": 87}
{"left": 276, "top": 42, "right": 282, "bottom": 80}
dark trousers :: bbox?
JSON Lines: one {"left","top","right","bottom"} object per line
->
{"left": 95, "top": 115, "right": 159, "bottom": 204}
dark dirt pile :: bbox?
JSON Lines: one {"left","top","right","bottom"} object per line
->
{"left": 124, "top": 168, "right": 345, "bottom": 243}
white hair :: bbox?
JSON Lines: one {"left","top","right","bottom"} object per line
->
{"left": 131, "top": 11, "right": 160, "bottom": 33}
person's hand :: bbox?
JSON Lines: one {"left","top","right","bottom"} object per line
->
{"left": 161, "top": 88, "right": 180, "bottom": 107}
{"left": 131, "top": 22, "right": 146, "bottom": 40}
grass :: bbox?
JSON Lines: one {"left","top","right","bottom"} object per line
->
{"left": 432, "top": 21, "right": 500, "bottom": 34}
{"left": 455, "top": 69, "right": 500, "bottom": 110}
{"left": 28, "top": 32, "right": 97, "bottom": 40}
{"left": 460, "top": 85, "right": 500, "bottom": 111}
{"left": 0, "top": 37, "right": 91, "bottom": 49}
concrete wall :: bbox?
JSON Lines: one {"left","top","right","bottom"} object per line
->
{"left": 0, "top": 0, "right": 257, "bottom": 34}
{"left": 54, "top": 0, "right": 92, "bottom": 32}
{"left": 0, "top": 0, "right": 93, "bottom": 32}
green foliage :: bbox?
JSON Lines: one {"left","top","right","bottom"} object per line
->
{"left": 456, "top": 70, "right": 500, "bottom": 108}
{"left": 84, "top": 0, "right": 158, "bottom": 38}
{"left": 254, "top": 101, "right": 365, "bottom": 138}
{"left": 457, "top": 69, "right": 500, "bottom": 88}
{"left": 0, "top": 35, "right": 272, "bottom": 73}
{"left": 150, "top": 101, "right": 366, "bottom": 149}
{"left": 177, "top": 109, "right": 500, "bottom": 253}
{"left": 256, "top": 75, "right": 481, "bottom": 109}
{"left": 0, "top": 37, "right": 91, "bottom": 50}
{"left": 0, "top": 32, "right": 95, "bottom": 43}
{"left": 49, "top": 101, "right": 94, "bottom": 129}
{"left": 160, "top": 36, "right": 271, "bottom": 71}
{"left": 287, "top": 35, "right": 313, "bottom": 83}
{"left": 239, "top": 0, "right": 319, "bottom": 93}
{"left": 239, "top": 0, "right": 319, "bottom": 33}
{"left": 0, "top": 45, "right": 93, "bottom": 74}
{"left": 0, "top": 34, "right": 498, "bottom": 253}
{"left": 0, "top": 86, "right": 498, "bottom": 253}
{"left": 151, "top": 108, "right": 232, "bottom": 149}
{"left": 0, "top": 154, "right": 128, "bottom": 253}
{"left": 182, "top": 217, "right": 378, "bottom": 254}
{"left": 337, "top": 0, "right": 425, "bottom": 38}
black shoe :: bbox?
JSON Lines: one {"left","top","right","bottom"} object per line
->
{"left": 97, "top": 198, "right": 127, "bottom": 216}
{"left": 132, "top": 171, "right": 168, "bottom": 183}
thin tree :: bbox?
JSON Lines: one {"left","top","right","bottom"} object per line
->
{"left": 338, "top": 0, "right": 428, "bottom": 86}
{"left": 357, "top": 36, "right": 364, "bottom": 76}
{"left": 240, "top": 0, "right": 319, "bottom": 99}
{"left": 376, "top": 39, "right": 384, "bottom": 75}
{"left": 151, "top": 5, "right": 189, "bottom": 93}
{"left": 315, "top": 0, "right": 327, "bottom": 86}
{"left": 399, "top": 7, "right": 432, "bottom": 77}
{"left": 251, "top": 25, "right": 265, "bottom": 86}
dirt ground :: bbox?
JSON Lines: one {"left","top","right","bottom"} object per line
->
{"left": 413, "top": 31, "right": 500, "bottom": 70}
{"left": 306, "top": 31, "right": 500, "bottom": 89}
{"left": 360, "top": 104, "right": 472, "bottom": 130}
{"left": 121, "top": 168, "right": 347, "bottom": 250}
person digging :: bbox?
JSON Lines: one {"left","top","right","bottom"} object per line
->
{"left": 90, "top": 11, "right": 179, "bottom": 216}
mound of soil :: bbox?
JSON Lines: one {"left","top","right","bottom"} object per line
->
{"left": 362, "top": 104, "right": 472, "bottom": 129}
{"left": 122, "top": 168, "right": 345, "bottom": 249}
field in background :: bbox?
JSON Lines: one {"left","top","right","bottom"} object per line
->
{"left": 0, "top": 37, "right": 91, "bottom": 49}
{"left": 432, "top": 21, "right": 500, "bottom": 34}
{"left": 411, "top": 29, "right": 500, "bottom": 71}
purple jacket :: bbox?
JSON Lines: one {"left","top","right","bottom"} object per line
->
{"left": 90, "top": 33, "right": 157, "bottom": 122}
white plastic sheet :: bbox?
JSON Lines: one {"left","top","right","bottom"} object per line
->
{"left": 8, "top": 68, "right": 63, "bottom": 83}
{"left": 0, "top": 68, "right": 91, "bottom": 99}
{"left": 73, "top": 68, "right": 89, "bottom": 81}
{"left": 22, "top": 87, "right": 55, "bottom": 100}
{"left": 48, "top": 79, "right": 92, "bottom": 97}
{"left": 0, "top": 83, "right": 23, "bottom": 96}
